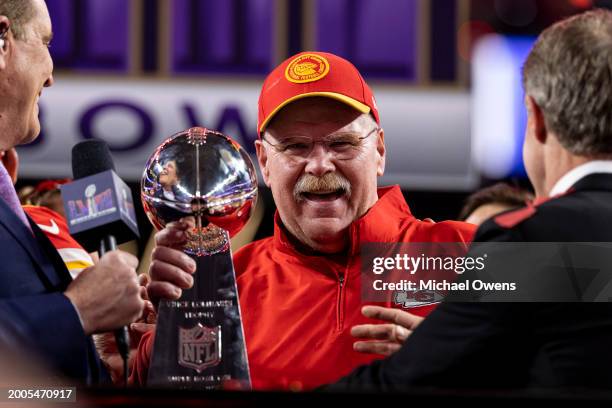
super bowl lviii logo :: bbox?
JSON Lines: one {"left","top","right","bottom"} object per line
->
{"left": 67, "top": 184, "right": 116, "bottom": 226}
{"left": 285, "top": 53, "right": 330, "bottom": 84}
{"left": 178, "top": 323, "right": 222, "bottom": 373}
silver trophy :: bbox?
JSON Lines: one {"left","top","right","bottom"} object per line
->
{"left": 141, "top": 127, "right": 256, "bottom": 389}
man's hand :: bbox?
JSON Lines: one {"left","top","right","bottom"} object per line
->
{"left": 147, "top": 219, "right": 197, "bottom": 307}
{"left": 65, "top": 250, "right": 144, "bottom": 335}
{"left": 351, "top": 305, "right": 424, "bottom": 356}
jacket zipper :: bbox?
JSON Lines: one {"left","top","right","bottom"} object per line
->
{"left": 336, "top": 272, "right": 345, "bottom": 331}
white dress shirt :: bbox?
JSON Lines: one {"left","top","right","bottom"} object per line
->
{"left": 549, "top": 160, "right": 612, "bottom": 196}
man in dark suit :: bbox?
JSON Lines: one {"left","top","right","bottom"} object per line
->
{"left": 329, "top": 9, "right": 612, "bottom": 390}
{"left": 0, "top": 0, "right": 144, "bottom": 384}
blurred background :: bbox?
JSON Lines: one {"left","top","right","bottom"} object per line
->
{"left": 16, "top": 0, "right": 610, "bottom": 256}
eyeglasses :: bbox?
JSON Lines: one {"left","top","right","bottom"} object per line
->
{"left": 262, "top": 127, "right": 379, "bottom": 163}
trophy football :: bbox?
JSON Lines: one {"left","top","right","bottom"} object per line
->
{"left": 141, "top": 127, "right": 256, "bottom": 389}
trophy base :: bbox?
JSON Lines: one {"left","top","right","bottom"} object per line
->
{"left": 147, "top": 249, "right": 251, "bottom": 390}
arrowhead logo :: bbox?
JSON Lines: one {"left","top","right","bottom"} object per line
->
{"left": 37, "top": 219, "right": 60, "bottom": 235}
{"left": 285, "top": 53, "right": 330, "bottom": 84}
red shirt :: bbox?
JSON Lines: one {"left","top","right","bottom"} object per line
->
{"left": 23, "top": 205, "right": 94, "bottom": 278}
{"left": 132, "top": 186, "right": 475, "bottom": 390}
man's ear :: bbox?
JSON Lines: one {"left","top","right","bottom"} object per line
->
{"left": 254, "top": 139, "right": 271, "bottom": 187}
{"left": 0, "top": 17, "right": 10, "bottom": 72}
{"left": 525, "top": 95, "right": 547, "bottom": 145}
{"left": 375, "top": 128, "right": 386, "bottom": 176}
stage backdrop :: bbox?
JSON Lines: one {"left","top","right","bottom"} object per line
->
{"left": 17, "top": 78, "right": 476, "bottom": 191}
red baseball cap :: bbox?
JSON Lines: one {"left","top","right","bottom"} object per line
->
{"left": 257, "top": 51, "right": 380, "bottom": 135}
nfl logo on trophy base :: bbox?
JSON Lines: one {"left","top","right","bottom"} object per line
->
{"left": 179, "top": 324, "right": 221, "bottom": 373}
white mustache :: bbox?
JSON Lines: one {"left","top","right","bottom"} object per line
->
{"left": 293, "top": 173, "right": 352, "bottom": 202}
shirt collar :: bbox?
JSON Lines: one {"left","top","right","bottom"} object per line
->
{"left": 549, "top": 160, "right": 612, "bottom": 197}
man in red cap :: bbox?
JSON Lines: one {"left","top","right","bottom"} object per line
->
{"left": 137, "top": 51, "right": 475, "bottom": 389}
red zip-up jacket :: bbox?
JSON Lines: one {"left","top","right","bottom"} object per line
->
{"left": 131, "top": 186, "right": 475, "bottom": 389}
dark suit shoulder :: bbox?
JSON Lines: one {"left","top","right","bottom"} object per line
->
{"left": 484, "top": 188, "right": 612, "bottom": 242}
{"left": 472, "top": 213, "right": 523, "bottom": 244}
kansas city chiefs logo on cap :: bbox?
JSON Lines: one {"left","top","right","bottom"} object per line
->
{"left": 285, "top": 53, "right": 330, "bottom": 84}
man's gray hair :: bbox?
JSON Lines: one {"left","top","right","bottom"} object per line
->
{"left": 0, "top": 0, "right": 35, "bottom": 40}
{"left": 522, "top": 9, "right": 612, "bottom": 156}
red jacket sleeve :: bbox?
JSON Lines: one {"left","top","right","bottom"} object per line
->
{"left": 129, "top": 330, "right": 155, "bottom": 387}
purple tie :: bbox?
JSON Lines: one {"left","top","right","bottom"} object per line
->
{"left": 0, "top": 163, "right": 31, "bottom": 230}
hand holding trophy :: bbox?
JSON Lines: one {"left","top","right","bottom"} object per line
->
{"left": 141, "top": 127, "right": 256, "bottom": 389}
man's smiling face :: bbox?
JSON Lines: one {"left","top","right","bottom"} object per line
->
{"left": 256, "top": 97, "right": 386, "bottom": 253}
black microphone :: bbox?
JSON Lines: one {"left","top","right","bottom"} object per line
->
{"left": 64, "top": 140, "right": 139, "bottom": 252}
{"left": 62, "top": 140, "right": 140, "bottom": 386}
